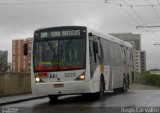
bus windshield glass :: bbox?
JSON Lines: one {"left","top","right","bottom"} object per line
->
{"left": 33, "top": 38, "right": 86, "bottom": 72}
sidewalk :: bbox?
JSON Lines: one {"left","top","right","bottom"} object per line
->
{"left": 0, "top": 94, "right": 46, "bottom": 106}
{"left": 130, "top": 83, "right": 160, "bottom": 90}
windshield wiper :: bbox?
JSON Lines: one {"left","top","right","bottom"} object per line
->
{"left": 46, "top": 41, "right": 55, "bottom": 53}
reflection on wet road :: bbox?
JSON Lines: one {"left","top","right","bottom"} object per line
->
{"left": 4, "top": 90, "right": 160, "bottom": 113}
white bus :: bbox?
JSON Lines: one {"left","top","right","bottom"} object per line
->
{"left": 24, "top": 26, "right": 134, "bottom": 102}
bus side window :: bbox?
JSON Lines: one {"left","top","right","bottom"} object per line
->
{"left": 89, "top": 41, "right": 94, "bottom": 63}
{"left": 89, "top": 40, "right": 97, "bottom": 63}
{"left": 89, "top": 40, "right": 98, "bottom": 63}
{"left": 123, "top": 49, "right": 126, "bottom": 65}
{"left": 89, "top": 40, "right": 98, "bottom": 77}
{"left": 93, "top": 41, "right": 98, "bottom": 54}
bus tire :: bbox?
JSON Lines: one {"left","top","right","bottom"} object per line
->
{"left": 82, "top": 93, "right": 92, "bottom": 99}
{"left": 127, "top": 74, "right": 130, "bottom": 89}
{"left": 99, "top": 77, "right": 105, "bottom": 99}
{"left": 122, "top": 78, "right": 128, "bottom": 93}
{"left": 48, "top": 95, "right": 58, "bottom": 104}
{"left": 113, "top": 88, "right": 120, "bottom": 93}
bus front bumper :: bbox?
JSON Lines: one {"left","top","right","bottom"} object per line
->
{"left": 35, "top": 81, "right": 91, "bottom": 96}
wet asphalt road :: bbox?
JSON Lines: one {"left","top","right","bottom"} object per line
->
{"left": 2, "top": 90, "right": 160, "bottom": 113}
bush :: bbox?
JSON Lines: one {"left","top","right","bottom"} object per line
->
{"left": 145, "top": 73, "right": 159, "bottom": 85}
{"left": 135, "top": 71, "right": 160, "bottom": 87}
{"left": 135, "top": 73, "right": 146, "bottom": 84}
{"left": 155, "top": 79, "right": 160, "bottom": 87}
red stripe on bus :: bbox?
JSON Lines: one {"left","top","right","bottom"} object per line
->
{"left": 38, "top": 73, "right": 48, "bottom": 76}
{"left": 60, "top": 65, "right": 85, "bottom": 70}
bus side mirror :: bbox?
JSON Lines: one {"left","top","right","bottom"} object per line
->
{"left": 93, "top": 41, "right": 98, "bottom": 54}
{"left": 24, "top": 43, "right": 28, "bottom": 56}
{"left": 88, "top": 32, "right": 93, "bottom": 37}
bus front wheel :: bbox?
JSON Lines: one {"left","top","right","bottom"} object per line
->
{"left": 99, "top": 77, "right": 105, "bottom": 99}
{"left": 48, "top": 95, "right": 58, "bottom": 104}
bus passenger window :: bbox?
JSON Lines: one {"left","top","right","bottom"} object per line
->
{"left": 93, "top": 41, "right": 98, "bottom": 63}
{"left": 89, "top": 40, "right": 97, "bottom": 63}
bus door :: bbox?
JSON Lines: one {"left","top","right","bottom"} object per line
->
{"left": 89, "top": 37, "right": 99, "bottom": 78}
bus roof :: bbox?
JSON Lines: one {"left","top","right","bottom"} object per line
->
{"left": 35, "top": 26, "right": 86, "bottom": 32}
{"left": 87, "top": 27, "right": 133, "bottom": 48}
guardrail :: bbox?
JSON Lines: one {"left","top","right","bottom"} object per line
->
{"left": 0, "top": 73, "right": 31, "bottom": 96}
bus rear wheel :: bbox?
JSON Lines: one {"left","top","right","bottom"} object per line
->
{"left": 121, "top": 78, "right": 128, "bottom": 93}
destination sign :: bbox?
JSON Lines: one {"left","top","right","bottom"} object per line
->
{"left": 40, "top": 30, "right": 81, "bottom": 38}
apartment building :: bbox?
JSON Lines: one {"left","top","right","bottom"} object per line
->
{"left": 140, "top": 51, "right": 146, "bottom": 72}
{"left": 12, "top": 38, "right": 32, "bottom": 72}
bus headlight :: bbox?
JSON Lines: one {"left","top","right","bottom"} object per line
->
{"left": 35, "top": 76, "right": 45, "bottom": 83}
{"left": 35, "top": 77, "right": 40, "bottom": 83}
{"left": 79, "top": 74, "right": 85, "bottom": 80}
{"left": 75, "top": 72, "right": 85, "bottom": 80}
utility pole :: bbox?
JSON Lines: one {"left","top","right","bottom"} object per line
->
{"left": 136, "top": 25, "right": 160, "bottom": 46}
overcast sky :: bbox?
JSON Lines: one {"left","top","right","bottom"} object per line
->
{"left": 0, "top": 0, "right": 160, "bottom": 70}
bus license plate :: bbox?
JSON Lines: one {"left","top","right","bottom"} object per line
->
{"left": 54, "top": 84, "right": 64, "bottom": 88}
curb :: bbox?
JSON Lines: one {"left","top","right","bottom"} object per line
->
{"left": 0, "top": 96, "right": 47, "bottom": 106}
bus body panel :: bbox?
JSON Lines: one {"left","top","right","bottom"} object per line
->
{"left": 111, "top": 66, "right": 124, "bottom": 89}
{"left": 89, "top": 65, "right": 110, "bottom": 92}
{"left": 36, "top": 70, "right": 85, "bottom": 82}
{"left": 87, "top": 27, "right": 134, "bottom": 92}
{"left": 35, "top": 81, "right": 91, "bottom": 96}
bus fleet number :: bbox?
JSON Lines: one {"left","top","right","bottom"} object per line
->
{"left": 65, "top": 73, "right": 76, "bottom": 77}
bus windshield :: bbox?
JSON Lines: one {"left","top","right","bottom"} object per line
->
{"left": 33, "top": 38, "right": 86, "bottom": 72}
